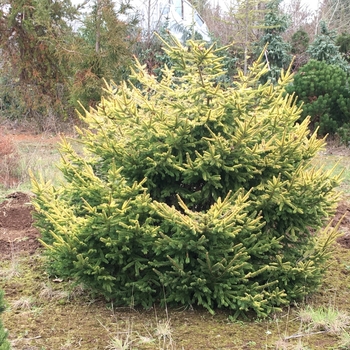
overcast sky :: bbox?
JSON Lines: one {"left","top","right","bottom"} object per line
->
{"left": 211, "top": 0, "right": 320, "bottom": 13}
{"left": 77, "top": 0, "right": 321, "bottom": 14}
{"left": 285, "top": 0, "right": 320, "bottom": 12}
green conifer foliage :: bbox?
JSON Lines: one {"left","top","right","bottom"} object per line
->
{"left": 308, "top": 21, "right": 349, "bottom": 71}
{"left": 291, "top": 29, "right": 309, "bottom": 55}
{"left": 290, "top": 29, "right": 310, "bottom": 70}
{"left": 286, "top": 60, "right": 350, "bottom": 136}
{"left": 336, "top": 33, "right": 350, "bottom": 62}
{"left": 0, "top": 0, "right": 77, "bottom": 124}
{"left": 68, "top": 0, "right": 135, "bottom": 111}
{"left": 32, "top": 37, "right": 341, "bottom": 318}
{"left": 0, "top": 290, "right": 10, "bottom": 350}
{"left": 254, "top": 0, "right": 292, "bottom": 83}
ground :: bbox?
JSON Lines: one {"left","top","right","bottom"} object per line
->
{"left": 0, "top": 191, "right": 41, "bottom": 260}
{"left": 0, "top": 125, "right": 65, "bottom": 260}
{"left": 336, "top": 202, "right": 350, "bottom": 248}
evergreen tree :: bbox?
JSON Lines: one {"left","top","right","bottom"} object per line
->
{"left": 0, "top": 290, "right": 10, "bottom": 350}
{"left": 291, "top": 29, "right": 309, "bottom": 55}
{"left": 288, "top": 21, "right": 350, "bottom": 138}
{"left": 254, "top": 0, "right": 292, "bottom": 83}
{"left": 32, "top": 37, "right": 341, "bottom": 318}
{"left": 68, "top": 0, "right": 136, "bottom": 111}
{"left": 290, "top": 28, "right": 310, "bottom": 70}
{"left": 0, "top": 0, "right": 77, "bottom": 126}
{"left": 285, "top": 59, "right": 350, "bottom": 136}
{"left": 307, "top": 21, "right": 349, "bottom": 71}
{"left": 336, "top": 32, "right": 350, "bottom": 63}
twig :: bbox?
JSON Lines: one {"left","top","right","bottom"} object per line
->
{"left": 283, "top": 330, "right": 328, "bottom": 340}
{"left": 25, "top": 336, "right": 42, "bottom": 340}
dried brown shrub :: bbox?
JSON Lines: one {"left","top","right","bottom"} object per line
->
{"left": 0, "top": 134, "right": 20, "bottom": 187}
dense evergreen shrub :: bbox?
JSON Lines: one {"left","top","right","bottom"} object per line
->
{"left": 0, "top": 290, "right": 10, "bottom": 350}
{"left": 336, "top": 32, "right": 350, "bottom": 62}
{"left": 307, "top": 21, "right": 349, "bottom": 71}
{"left": 286, "top": 59, "right": 350, "bottom": 136}
{"left": 290, "top": 29, "right": 310, "bottom": 70}
{"left": 32, "top": 37, "right": 341, "bottom": 318}
{"left": 291, "top": 29, "right": 309, "bottom": 55}
{"left": 254, "top": 0, "right": 292, "bottom": 84}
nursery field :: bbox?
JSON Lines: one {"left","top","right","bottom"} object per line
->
{"left": 1, "top": 126, "right": 350, "bottom": 349}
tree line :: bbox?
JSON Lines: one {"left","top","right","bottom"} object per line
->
{"left": 0, "top": 0, "right": 349, "bottom": 137}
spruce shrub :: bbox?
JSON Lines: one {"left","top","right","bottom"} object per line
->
{"left": 0, "top": 290, "right": 10, "bottom": 350}
{"left": 307, "top": 21, "right": 349, "bottom": 72}
{"left": 32, "top": 38, "right": 341, "bottom": 318}
{"left": 286, "top": 59, "right": 350, "bottom": 136}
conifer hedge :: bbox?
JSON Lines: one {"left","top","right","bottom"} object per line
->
{"left": 32, "top": 38, "right": 341, "bottom": 318}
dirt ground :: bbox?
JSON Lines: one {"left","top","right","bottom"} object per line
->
{"left": 0, "top": 192, "right": 42, "bottom": 260}
{"left": 0, "top": 191, "right": 349, "bottom": 261}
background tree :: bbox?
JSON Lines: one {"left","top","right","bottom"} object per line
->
{"left": 32, "top": 38, "right": 341, "bottom": 318}
{"left": 289, "top": 28, "right": 310, "bottom": 70}
{"left": 191, "top": 0, "right": 209, "bottom": 15}
{"left": 202, "top": 0, "right": 269, "bottom": 74}
{"left": 236, "top": 0, "right": 270, "bottom": 74}
{"left": 336, "top": 32, "right": 350, "bottom": 63}
{"left": 132, "top": 25, "right": 176, "bottom": 78}
{"left": 307, "top": 20, "right": 349, "bottom": 70}
{"left": 286, "top": 59, "right": 350, "bottom": 137}
{"left": 201, "top": 3, "right": 233, "bottom": 45}
{"left": 254, "top": 0, "right": 292, "bottom": 83}
{"left": 0, "top": 0, "right": 77, "bottom": 128}
{"left": 0, "top": 289, "right": 10, "bottom": 350}
{"left": 318, "top": 0, "right": 350, "bottom": 33}
{"left": 281, "top": 0, "right": 317, "bottom": 39}
{"left": 68, "top": 0, "right": 136, "bottom": 111}
{"left": 286, "top": 21, "right": 350, "bottom": 140}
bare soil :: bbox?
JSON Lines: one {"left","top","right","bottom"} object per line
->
{"left": 335, "top": 202, "right": 350, "bottom": 247}
{"left": 0, "top": 192, "right": 41, "bottom": 260}
{"left": 0, "top": 125, "right": 68, "bottom": 260}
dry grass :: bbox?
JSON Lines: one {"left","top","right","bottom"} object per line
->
{"left": 11, "top": 296, "right": 35, "bottom": 311}
{"left": 298, "top": 306, "right": 350, "bottom": 334}
{"left": 0, "top": 133, "right": 21, "bottom": 188}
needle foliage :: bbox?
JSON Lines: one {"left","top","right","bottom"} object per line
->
{"left": 32, "top": 37, "right": 341, "bottom": 318}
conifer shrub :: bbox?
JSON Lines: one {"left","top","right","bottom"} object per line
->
{"left": 307, "top": 21, "right": 349, "bottom": 72}
{"left": 0, "top": 290, "right": 10, "bottom": 350}
{"left": 337, "top": 33, "right": 350, "bottom": 62}
{"left": 285, "top": 59, "right": 350, "bottom": 136}
{"left": 290, "top": 29, "right": 309, "bottom": 70}
{"left": 31, "top": 38, "right": 341, "bottom": 318}
{"left": 291, "top": 29, "right": 309, "bottom": 55}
